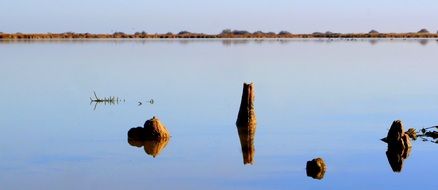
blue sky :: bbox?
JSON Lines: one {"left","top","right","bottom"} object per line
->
{"left": 0, "top": 0, "right": 437, "bottom": 33}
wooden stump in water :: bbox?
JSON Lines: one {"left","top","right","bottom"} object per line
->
{"left": 236, "top": 83, "right": 257, "bottom": 165}
{"left": 236, "top": 83, "right": 256, "bottom": 127}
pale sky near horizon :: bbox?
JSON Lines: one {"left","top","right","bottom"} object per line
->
{"left": 0, "top": 0, "right": 437, "bottom": 34}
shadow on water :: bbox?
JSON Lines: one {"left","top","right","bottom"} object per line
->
{"left": 236, "top": 83, "right": 257, "bottom": 165}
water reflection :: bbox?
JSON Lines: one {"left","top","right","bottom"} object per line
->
{"left": 128, "top": 127, "right": 170, "bottom": 158}
{"left": 236, "top": 83, "right": 257, "bottom": 165}
{"left": 237, "top": 124, "right": 256, "bottom": 165}
{"left": 386, "top": 146, "right": 411, "bottom": 172}
{"left": 128, "top": 138, "right": 169, "bottom": 158}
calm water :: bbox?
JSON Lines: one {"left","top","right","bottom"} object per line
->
{"left": 1, "top": 39, "right": 438, "bottom": 190}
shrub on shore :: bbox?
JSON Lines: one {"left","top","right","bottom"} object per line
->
{"left": 220, "top": 29, "right": 232, "bottom": 35}
{"left": 253, "top": 31, "right": 264, "bottom": 35}
{"left": 232, "top": 30, "right": 250, "bottom": 35}
{"left": 418, "top": 28, "right": 429, "bottom": 33}
{"left": 279, "top": 31, "right": 291, "bottom": 35}
{"left": 178, "top": 31, "right": 190, "bottom": 35}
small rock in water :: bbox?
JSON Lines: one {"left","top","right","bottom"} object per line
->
{"left": 128, "top": 116, "right": 170, "bottom": 140}
{"left": 127, "top": 116, "right": 171, "bottom": 157}
{"left": 306, "top": 157, "right": 327, "bottom": 180}
{"left": 405, "top": 128, "right": 417, "bottom": 140}
{"left": 143, "top": 116, "right": 170, "bottom": 139}
{"left": 385, "top": 120, "right": 411, "bottom": 150}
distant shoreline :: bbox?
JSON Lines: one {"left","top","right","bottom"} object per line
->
{"left": 1, "top": 31, "right": 438, "bottom": 39}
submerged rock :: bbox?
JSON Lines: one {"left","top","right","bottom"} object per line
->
{"left": 306, "top": 158, "right": 327, "bottom": 180}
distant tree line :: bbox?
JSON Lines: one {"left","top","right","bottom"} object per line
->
{"left": 1, "top": 28, "right": 437, "bottom": 39}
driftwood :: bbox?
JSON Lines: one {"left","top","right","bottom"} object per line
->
{"left": 89, "top": 91, "right": 123, "bottom": 110}
{"left": 306, "top": 158, "right": 327, "bottom": 180}
{"left": 90, "top": 91, "right": 121, "bottom": 103}
{"left": 236, "top": 83, "right": 257, "bottom": 165}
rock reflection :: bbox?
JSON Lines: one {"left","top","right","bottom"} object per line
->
{"left": 236, "top": 83, "right": 257, "bottom": 165}
{"left": 386, "top": 146, "right": 411, "bottom": 172}
{"left": 128, "top": 135, "right": 170, "bottom": 158}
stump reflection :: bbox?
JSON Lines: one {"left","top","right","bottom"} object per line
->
{"left": 237, "top": 124, "right": 256, "bottom": 165}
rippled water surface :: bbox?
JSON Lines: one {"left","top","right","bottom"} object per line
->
{"left": 1, "top": 39, "right": 438, "bottom": 190}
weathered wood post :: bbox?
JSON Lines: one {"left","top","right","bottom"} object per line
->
{"left": 236, "top": 83, "right": 257, "bottom": 165}
{"left": 236, "top": 83, "right": 256, "bottom": 127}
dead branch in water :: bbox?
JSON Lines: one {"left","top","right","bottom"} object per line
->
{"left": 90, "top": 91, "right": 124, "bottom": 110}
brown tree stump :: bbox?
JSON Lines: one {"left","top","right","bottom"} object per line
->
{"left": 236, "top": 83, "right": 256, "bottom": 127}
{"left": 236, "top": 83, "right": 257, "bottom": 165}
